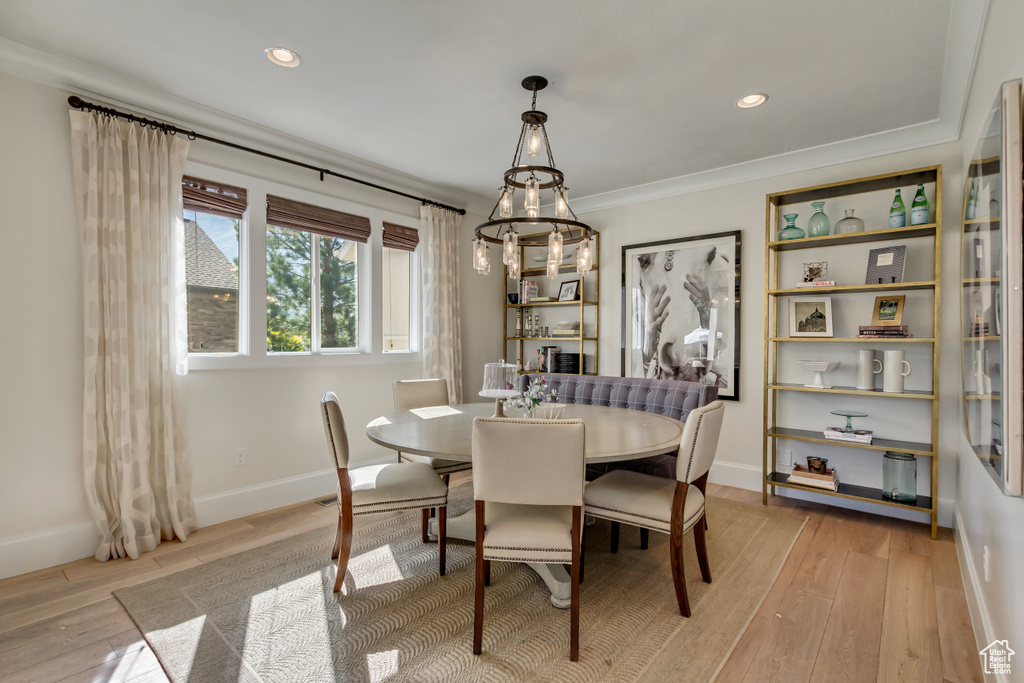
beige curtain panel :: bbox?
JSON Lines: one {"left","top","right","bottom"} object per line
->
{"left": 266, "top": 194, "right": 371, "bottom": 242}
{"left": 69, "top": 110, "right": 198, "bottom": 562}
{"left": 382, "top": 221, "right": 419, "bottom": 251}
{"left": 420, "top": 205, "right": 464, "bottom": 403}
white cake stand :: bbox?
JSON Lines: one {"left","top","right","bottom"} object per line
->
{"left": 479, "top": 389, "right": 521, "bottom": 417}
{"left": 798, "top": 360, "right": 840, "bottom": 388}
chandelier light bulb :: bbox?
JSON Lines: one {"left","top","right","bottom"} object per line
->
{"left": 525, "top": 176, "right": 540, "bottom": 214}
{"left": 474, "top": 238, "right": 490, "bottom": 275}
{"left": 508, "top": 251, "right": 521, "bottom": 279}
{"left": 502, "top": 230, "right": 518, "bottom": 265}
{"left": 527, "top": 125, "right": 542, "bottom": 158}
{"left": 499, "top": 187, "right": 513, "bottom": 218}
{"left": 555, "top": 186, "right": 569, "bottom": 219}
{"left": 576, "top": 236, "right": 592, "bottom": 275}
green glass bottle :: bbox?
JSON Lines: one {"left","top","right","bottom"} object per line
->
{"left": 910, "top": 184, "right": 930, "bottom": 225}
{"left": 889, "top": 189, "right": 906, "bottom": 228}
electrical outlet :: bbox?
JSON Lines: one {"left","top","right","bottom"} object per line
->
{"left": 234, "top": 448, "right": 247, "bottom": 466}
{"left": 983, "top": 544, "right": 991, "bottom": 582}
{"left": 776, "top": 448, "right": 792, "bottom": 468}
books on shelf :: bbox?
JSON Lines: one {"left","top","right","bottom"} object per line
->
{"left": 823, "top": 426, "right": 873, "bottom": 444}
{"left": 858, "top": 325, "right": 911, "bottom": 339}
{"left": 795, "top": 280, "right": 836, "bottom": 288}
{"left": 551, "top": 329, "right": 578, "bottom": 337}
{"left": 968, "top": 323, "right": 990, "bottom": 336}
{"left": 530, "top": 297, "right": 554, "bottom": 303}
{"left": 787, "top": 464, "right": 840, "bottom": 492}
{"left": 519, "top": 279, "right": 539, "bottom": 304}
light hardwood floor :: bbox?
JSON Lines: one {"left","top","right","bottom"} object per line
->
{"left": 0, "top": 479, "right": 983, "bottom": 683}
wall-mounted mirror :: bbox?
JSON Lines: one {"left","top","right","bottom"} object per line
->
{"left": 960, "top": 78, "right": 1023, "bottom": 496}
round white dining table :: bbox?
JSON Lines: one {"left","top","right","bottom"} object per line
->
{"left": 366, "top": 402, "right": 684, "bottom": 607}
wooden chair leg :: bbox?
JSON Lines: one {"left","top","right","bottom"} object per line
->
{"left": 694, "top": 513, "right": 711, "bottom": 584}
{"left": 570, "top": 506, "right": 581, "bottom": 662}
{"left": 579, "top": 523, "right": 586, "bottom": 585}
{"left": 483, "top": 560, "right": 491, "bottom": 586}
{"left": 473, "top": 501, "right": 485, "bottom": 655}
{"left": 331, "top": 515, "right": 343, "bottom": 559}
{"left": 421, "top": 508, "right": 430, "bottom": 543}
{"left": 438, "top": 505, "right": 447, "bottom": 576}
{"left": 333, "top": 511, "right": 353, "bottom": 594}
{"left": 640, "top": 528, "right": 649, "bottom": 550}
{"left": 670, "top": 482, "right": 691, "bottom": 616}
{"left": 610, "top": 521, "right": 620, "bottom": 553}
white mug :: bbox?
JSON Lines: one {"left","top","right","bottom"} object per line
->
{"left": 855, "top": 349, "right": 883, "bottom": 390}
{"left": 882, "top": 349, "right": 912, "bottom": 393}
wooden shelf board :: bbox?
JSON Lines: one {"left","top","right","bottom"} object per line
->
{"left": 962, "top": 336, "right": 1000, "bottom": 342}
{"left": 769, "top": 337, "right": 935, "bottom": 344}
{"left": 768, "top": 427, "right": 933, "bottom": 456}
{"left": 961, "top": 278, "right": 1000, "bottom": 286}
{"left": 504, "top": 300, "right": 596, "bottom": 308}
{"left": 767, "top": 166, "right": 939, "bottom": 205}
{"left": 768, "top": 383, "right": 934, "bottom": 399}
{"left": 769, "top": 281, "right": 935, "bottom": 295}
{"left": 768, "top": 224, "right": 937, "bottom": 251}
{"left": 766, "top": 472, "right": 933, "bottom": 512}
{"left": 965, "top": 393, "right": 1001, "bottom": 401}
{"left": 506, "top": 336, "right": 597, "bottom": 342}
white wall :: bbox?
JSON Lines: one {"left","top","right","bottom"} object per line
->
{"left": 951, "top": 0, "right": 1024, "bottom": 664}
{"left": 0, "top": 71, "right": 440, "bottom": 578}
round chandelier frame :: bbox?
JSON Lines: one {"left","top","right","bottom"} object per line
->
{"left": 473, "top": 76, "right": 594, "bottom": 250}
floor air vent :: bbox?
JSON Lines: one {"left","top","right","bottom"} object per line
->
{"left": 315, "top": 495, "right": 338, "bottom": 507}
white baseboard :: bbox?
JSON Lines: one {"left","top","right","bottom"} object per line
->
{"left": 707, "top": 459, "right": 953, "bottom": 527}
{"left": 953, "top": 506, "right": 1007, "bottom": 683}
{"left": 0, "top": 521, "right": 98, "bottom": 580}
{"left": 0, "top": 456, "right": 398, "bottom": 581}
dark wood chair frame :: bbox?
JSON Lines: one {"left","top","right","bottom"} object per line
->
{"left": 605, "top": 472, "right": 711, "bottom": 617}
{"left": 473, "top": 501, "right": 583, "bottom": 661}
{"left": 331, "top": 467, "right": 446, "bottom": 594}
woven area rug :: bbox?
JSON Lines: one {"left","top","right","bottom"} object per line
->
{"left": 114, "top": 485, "right": 805, "bottom": 683}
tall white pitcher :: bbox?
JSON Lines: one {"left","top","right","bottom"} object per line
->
{"left": 882, "top": 350, "right": 912, "bottom": 393}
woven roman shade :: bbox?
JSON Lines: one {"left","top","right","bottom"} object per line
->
{"left": 382, "top": 222, "right": 419, "bottom": 251}
{"left": 266, "top": 195, "right": 371, "bottom": 243}
{"left": 182, "top": 176, "right": 248, "bottom": 219}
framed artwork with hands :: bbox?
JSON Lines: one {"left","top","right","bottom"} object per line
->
{"left": 621, "top": 230, "right": 741, "bottom": 400}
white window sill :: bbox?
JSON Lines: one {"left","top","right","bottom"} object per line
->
{"left": 187, "top": 351, "right": 421, "bottom": 371}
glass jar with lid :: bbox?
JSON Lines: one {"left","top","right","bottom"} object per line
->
{"left": 882, "top": 451, "right": 917, "bottom": 502}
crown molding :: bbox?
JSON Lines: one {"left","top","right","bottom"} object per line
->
{"left": 570, "top": 0, "right": 989, "bottom": 215}
{"left": 0, "top": 36, "right": 492, "bottom": 214}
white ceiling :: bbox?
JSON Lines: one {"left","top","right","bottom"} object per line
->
{"left": 0, "top": 0, "right": 981, "bottom": 211}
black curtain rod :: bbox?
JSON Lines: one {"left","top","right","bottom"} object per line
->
{"left": 67, "top": 95, "right": 465, "bottom": 216}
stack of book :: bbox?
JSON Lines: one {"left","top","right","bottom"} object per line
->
{"left": 968, "top": 322, "right": 990, "bottom": 337}
{"left": 787, "top": 464, "right": 840, "bottom": 492}
{"left": 795, "top": 280, "right": 835, "bottom": 288}
{"left": 519, "top": 279, "right": 539, "bottom": 303}
{"left": 551, "top": 329, "right": 578, "bottom": 338}
{"left": 823, "top": 426, "right": 873, "bottom": 444}
{"left": 858, "top": 325, "right": 911, "bottom": 339}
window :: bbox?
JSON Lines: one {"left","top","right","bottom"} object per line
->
{"left": 381, "top": 222, "right": 419, "bottom": 352}
{"left": 265, "top": 195, "right": 370, "bottom": 353}
{"left": 182, "top": 177, "right": 247, "bottom": 353}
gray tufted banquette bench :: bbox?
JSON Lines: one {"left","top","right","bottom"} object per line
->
{"left": 519, "top": 374, "right": 719, "bottom": 480}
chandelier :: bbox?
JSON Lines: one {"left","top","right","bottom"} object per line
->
{"left": 474, "top": 75, "right": 594, "bottom": 279}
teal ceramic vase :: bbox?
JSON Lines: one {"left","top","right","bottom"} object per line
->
{"left": 807, "top": 201, "right": 830, "bottom": 237}
{"left": 777, "top": 213, "right": 805, "bottom": 240}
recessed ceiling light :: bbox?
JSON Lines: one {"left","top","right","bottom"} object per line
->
{"left": 265, "top": 47, "right": 302, "bottom": 68}
{"left": 737, "top": 93, "right": 768, "bottom": 108}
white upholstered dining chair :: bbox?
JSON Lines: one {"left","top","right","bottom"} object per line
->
{"left": 320, "top": 391, "right": 449, "bottom": 593}
{"left": 393, "top": 378, "right": 473, "bottom": 541}
{"left": 583, "top": 400, "right": 725, "bottom": 617}
{"left": 471, "top": 417, "right": 586, "bottom": 661}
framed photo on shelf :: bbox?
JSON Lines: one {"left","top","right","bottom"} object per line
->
{"left": 870, "top": 294, "right": 906, "bottom": 326}
{"left": 558, "top": 279, "right": 581, "bottom": 301}
{"left": 789, "top": 296, "right": 834, "bottom": 337}
{"left": 864, "top": 245, "right": 907, "bottom": 284}
{"left": 621, "top": 230, "right": 741, "bottom": 400}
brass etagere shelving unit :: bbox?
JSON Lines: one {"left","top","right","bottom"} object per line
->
{"left": 763, "top": 165, "right": 942, "bottom": 538}
{"left": 503, "top": 230, "right": 600, "bottom": 376}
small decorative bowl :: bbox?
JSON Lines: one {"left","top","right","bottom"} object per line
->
{"left": 806, "top": 456, "right": 828, "bottom": 474}
{"left": 535, "top": 402, "right": 566, "bottom": 419}
{"left": 507, "top": 293, "right": 519, "bottom": 304}
{"left": 554, "top": 320, "right": 580, "bottom": 330}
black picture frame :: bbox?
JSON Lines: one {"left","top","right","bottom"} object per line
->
{"left": 621, "top": 230, "right": 741, "bottom": 401}
{"left": 558, "top": 279, "right": 581, "bottom": 301}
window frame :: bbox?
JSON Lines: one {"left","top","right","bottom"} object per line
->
{"left": 381, "top": 240, "right": 419, "bottom": 354}
{"left": 183, "top": 161, "right": 421, "bottom": 371}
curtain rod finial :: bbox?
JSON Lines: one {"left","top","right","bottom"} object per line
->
{"left": 68, "top": 95, "right": 84, "bottom": 109}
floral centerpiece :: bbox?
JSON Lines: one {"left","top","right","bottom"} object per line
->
{"left": 504, "top": 377, "right": 558, "bottom": 418}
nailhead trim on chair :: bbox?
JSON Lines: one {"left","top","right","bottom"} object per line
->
{"left": 321, "top": 403, "right": 340, "bottom": 468}
{"left": 352, "top": 494, "right": 448, "bottom": 509}
{"left": 352, "top": 499, "right": 448, "bottom": 516}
